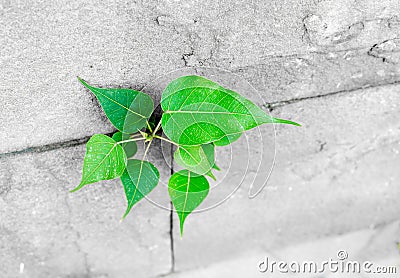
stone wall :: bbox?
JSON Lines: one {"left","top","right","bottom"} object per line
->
{"left": 1, "top": 0, "right": 399, "bottom": 277}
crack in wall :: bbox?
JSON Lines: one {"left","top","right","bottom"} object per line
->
{"left": 0, "top": 132, "right": 114, "bottom": 159}
{"left": 168, "top": 144, "right": 176, "bottom": 273}
{"left": 2, "top": 75, "right": 399, "bottom": 278}
{"left": 2, "top": 79, "right": 400, "bottom": 159}
{"left": 367, "top": 38, "right": 400, "bottom": 64}
{"left": 154, "top": 13, "right": 222, "bottom": 67}
{"left": 157, "top": 145, "right": 176, "bottom": 278}
{"left": 264, "top": 79, "right": 400, "bottom": 111}
{"left": 257, "top": 45, "right": 370, "bottom": 61}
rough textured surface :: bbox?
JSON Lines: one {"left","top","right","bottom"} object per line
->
{"left": 0, "top": 0, "right": 186, "bottom": 154}
{"left": 2, "top": 0, "right": 400, "bottom": 154}
{"left": 1, "top": 0, "right": 400, "bottom": 277}
{"left": 167, "top": 221, "right": 400, "bottom": 277}
{"left": 0, "top": 145, "right": 171, "bottom": 278}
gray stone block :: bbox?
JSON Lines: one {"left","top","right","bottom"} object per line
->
{"left": 0, "top": 143, "right": 172, "bottom": 278}
{"left": 2, "top": 0, "right": 400, "bottom": 276}
{"left": 0, "top": 0, "right": 187, "bottom": 154}
{"left": 2, "top": 0, "right": 400, "bottom": 155}
{"left": 166, "top": 221, "right": 400, "bottom": 277}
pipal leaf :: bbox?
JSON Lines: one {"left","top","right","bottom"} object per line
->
{"left": 112, "top": 132, "right": 137, "bottom": 158}
{"left": 120, "top": 159, "right": 160, "bottom": 219}
{"left": 161, "top": 75, "right": 300, "bottom": 146}
{"left": 168, "top": 170, "right": 209, "bottom": 236}
{"left": 78, "top": 77, "right": 154, "bottom": 133}
{"left": 71, "top": 134, "right": 127, "bottom": 192}
{"left": 174, "top": 143, "right": 216, "bottom": 179}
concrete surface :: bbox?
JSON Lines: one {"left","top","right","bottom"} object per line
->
{"left": 0, "top": 144, "right": 172, "bottom": 278}
{"left": 2, "top": 0, "right": 400, "bottom": 154}
{"left": 166, "top": 221, "right": 400, "bottom": 278}
{"left": 1, "top": 0, "right": 400, "bottom": 277}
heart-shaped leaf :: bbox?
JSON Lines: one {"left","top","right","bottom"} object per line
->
{"left": 161, "top": 75, "right": 299, "bottom": 146}
{"left": 168, "top": 170, "right": 209, "bottom": 236}
{"left": 71, "top": 134, "right": 127, "bottom": 192}
{"left": 112, "top": 132, "right": 137, "bottom": 158}
{"left": 78, "top": 77, "right": 154, "bottom": 133}
{"left": 120, "top": 159, "right": 160, "bottom": 219}
{"left": 174, "top": 143, "right": 216, "bottom": 179}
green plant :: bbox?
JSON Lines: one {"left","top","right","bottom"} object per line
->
{"left": 71, "top": 75, "right": 300, "bottom": 236}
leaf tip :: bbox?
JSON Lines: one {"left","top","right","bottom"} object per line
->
{"left": 77, "top": 76, "right": 83, "bottom": 83}
{"left": 212, "top": 164, "right": 221, "bottom": 171}
{"left": 179, "top": 219, "right": 185, "bottom": 238}
{"left": 207, "top": 171, "right": 216, "bottom": 181}
{"left": 69, "top": 184, "right": 82, "bottom": 193}
{"left": 121, "top": 207, "right": 132, "bottom": 221}
{"left": 77, "top": 76, "right": 90, "bottom": 89}
{"left": 273, "top": 117, "right": 302, "bottom": 127}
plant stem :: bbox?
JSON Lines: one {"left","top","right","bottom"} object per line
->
{"left": 142, "top": 140, "right": 152, "bottom": 161}
{"left": 117, "top": 137, "right": 145, "bottom": 144}
{"left": 153, "top": 135, "right": 179, "bottom": 147}
{"left": 146, "top": 121, "right": 153, "bottom": 133}
{"left": 130, "top": 133, "right": 143, "bottom": 138}
{"left": 152, "top": 120, "right": 162, "bottom": 136}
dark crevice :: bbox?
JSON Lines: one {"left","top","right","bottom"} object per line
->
{"left": 367, "top": 41, "right": 388, "bottom": 63}
{"left": 264, "top": 79, "right": 400, "bottom": 111}
{"left": 168, "top": 202, "right": 175, "bottom": 273}
{"left": 257, "top": 46, "right": 369, "bottom": 61}
{"left": 0, "top": 132, "right": 115, "bottom": 159}
{"left": 181, "top": 51, "right": 194, "bottom": 67}
{"left": 159, "top": 145, "right": 176, "bottom": 278}
{"left": 4, "top": 79, "right": 400, "bottom": 160}
{"left": 169, "top": 144, "right": 176, "bottom": 273}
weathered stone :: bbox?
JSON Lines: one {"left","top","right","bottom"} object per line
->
{"left": 0, "top": 144, "right": 172, "bottom": 278}
{"left": 166, "top": 221, "right": 399, "bottom": 277}
{"left": 3, "top": 0, "right": 400, "bottom": 154}
{"left": 235, "top": 51, "right": 400, "bottom": 104}
{"left": 2, "top": 0, "right": 400, "bottom": 276}
{"left": 0, "top": 0, "right": 187, "bottom": 154}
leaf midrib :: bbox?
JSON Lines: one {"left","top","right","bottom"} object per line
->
{"left": 180, "top": 147, "right": 204, "bottom": 167}
{"left": 81, "top": 142, "right": 118, "bottom": 186}
{"left": 181, "top": 171, "right": 190, "bottom": 221}
{"left": 94, "top": 88, "right": 147, "bottom": 119}
{"left": 165, "top": 110, "right": 265, "bottom": 118}
{"left": 128, "top": 161, "right": 144, "bottom": 210}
